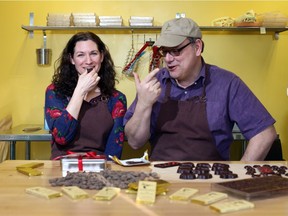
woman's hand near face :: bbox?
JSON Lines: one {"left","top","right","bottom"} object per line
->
{"left": 76, "top": 68, "right": 101, "bottom": 96}
{"left": 66, "top": 68, "right": 101, "bottom": 119}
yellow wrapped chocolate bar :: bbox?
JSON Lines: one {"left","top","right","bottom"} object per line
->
{"left": 16, "top": 162, "right": 44, "bottom": 169}
{"left": 169, "top": 188, "right": 199, "bottom": 201}
{"left": 92, "top": 187, "right": 120, "bottom": 201}
{"left": 61, "top": 186, "right": 89, "bottom": 200}
{"left": 16, "top": 162, "right": 44, "bottom": 176}
{"left": 26, "top": 186, "right": 62, "bottom": 199}
{"left": 128, "top": 179, "right": 170, "bottom": 195}
{"left": 17, "top": 167, "right": 43, "bottom": 176}
{"left": 136, "top": 181, "right": 157, "bottom": 204}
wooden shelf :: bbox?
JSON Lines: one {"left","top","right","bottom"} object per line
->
{"left": 21, "top": 25, "right": 288, "bottom": 39}
{"left": 21, "top": 25, "right": 162, "bottom": 32}
{"left": 22, "top": 25, "right": 288, "bottom": 32}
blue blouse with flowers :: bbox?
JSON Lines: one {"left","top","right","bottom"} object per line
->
{"left": 45, "top": 83, "right": 127, "bottom": 159}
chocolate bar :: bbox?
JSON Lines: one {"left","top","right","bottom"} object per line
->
{"left": 212, "top": 175, "right": 288, "bottom": 199}
{"left": 154, "top": 162, "right": 180, "bottom": 168}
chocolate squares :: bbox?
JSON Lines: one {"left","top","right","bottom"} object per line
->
{"left": 177, "top": 162, "right": 238, "bottom": 180}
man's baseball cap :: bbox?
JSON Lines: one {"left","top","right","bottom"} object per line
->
{"left": 154, "top": 18, "right": 202, "bottom": 47}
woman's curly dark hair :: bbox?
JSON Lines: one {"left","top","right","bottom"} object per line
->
{"left": 52, "top": 31, "right": 118, "bottom": 97}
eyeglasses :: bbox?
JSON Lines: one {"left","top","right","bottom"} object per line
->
{"left": 159, "top": 42, "right": 193, "bottom": 57}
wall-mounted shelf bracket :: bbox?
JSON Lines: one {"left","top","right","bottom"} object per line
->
{"left": 259, "top": 27, "right": 280, "bottom": 40}
{"left": 28, "top": 12, "right": 34, "bottom": 38}
{"left": 274, "top": 32, "right": 280, "bottom": 40}
{"left": 272, "top": 28, "right": 288, "bottom": 40}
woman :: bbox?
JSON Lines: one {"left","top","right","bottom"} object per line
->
{"left": 45, "top": 31, "right": 127, "bottom": 160}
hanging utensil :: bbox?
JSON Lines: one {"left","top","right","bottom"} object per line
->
{"left": 36, "top": 30, "right": 52, "bottom": 66}
{"left": 122, "top": 33, "right": 135, "bottom": 76}
{"left": 122, "top": 39, "right": 154, "bottom": 76}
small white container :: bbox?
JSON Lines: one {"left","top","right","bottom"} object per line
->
{"left": 61, "top": 158, "right": 107, "bottom": 177}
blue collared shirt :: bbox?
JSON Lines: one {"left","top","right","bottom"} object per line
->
{"left": 124, "top": 60, "right": 276, "bottom": 160}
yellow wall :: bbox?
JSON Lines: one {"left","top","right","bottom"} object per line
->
{"left": 0, "top": 1, "right": 287, "bottom": 160}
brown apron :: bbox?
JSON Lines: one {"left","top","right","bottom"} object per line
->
{"left": 150, "top": 66, "right": 223, "bottom": 161}
{"left": 53, "top": 96, "right": 113, "bottom": 157}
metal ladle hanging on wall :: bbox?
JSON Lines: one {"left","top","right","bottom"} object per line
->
{"left": 36, "top": 31, "right": 52, "bottom": 66}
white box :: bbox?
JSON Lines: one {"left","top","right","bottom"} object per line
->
{"left": 61, "top": 158, "right": 107, "bottom": 177}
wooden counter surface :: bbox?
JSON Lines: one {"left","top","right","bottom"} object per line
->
{"left": 0, "top": 160, "right": 287, "bottom": 216}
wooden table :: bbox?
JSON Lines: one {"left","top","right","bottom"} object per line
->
{"left": 0, "top": 160, "right": 288, "bottom": 216}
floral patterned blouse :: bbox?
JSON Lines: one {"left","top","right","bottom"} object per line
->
{"left": 45, "top": 83, "right": 127, "bottom": 159}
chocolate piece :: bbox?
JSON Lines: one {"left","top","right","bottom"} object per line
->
{"left": 277, "top": 168, "right": 287, "bottom": 175}
{"left": 177, "top": 167, "right": 192, "bottom": 174}
{"left": 244, "top": 166, "right": 255, "bottom": 170}
{"left": 212, "top": 163, "right": 230, "bottom": 171}
{"left": 244, "top": 166, "right": 256, "bottom": 175}
{"left": 87, "top": 68, "right": 93, "bottom": 73}
{"left": 196, "top": 163, "right": 211, "bottom": 168}
{"left": 197, "top": 173, "right": 213, "bottom": 179}
{"left": 179, "top": 173, "right": 197, "bottom": 180}
{"left": 212, "top": 166, "right": 230, "bottom": 172}
{"left": 215, "top": 170, "right": 232, "bottom": 175}
{"left": 253, "top": 165, "right": 261, "bottom": 168}
{"left": 154, "top": 162, "right": 180, "bottom": 168}
{"left": 179, "top": 162, "right": 195, "bottom": 168}
{"left": 193, "top": 169, "right": 210, "bottom": 175}
{"left": 126, "top": 161, "right": 147, "bottom": 165}
{"left": 271, "top": 165, "right": 279, "bottom": 171}
{"left": 257, "top": 166, "right": 275, "bottom": 176}
{"left": 195, "top": 166, "right": 210, "bottom": 171}
{"left": 219, "top": 173, "right": 238, "bottom": 179}
{"left": 244, "top": 165, "right": 253, "bottom": 169}
{"left": 246, "top": 169, "right": 256, "bottom": 175}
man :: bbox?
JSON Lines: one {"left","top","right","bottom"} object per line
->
{"left": 124, "top": 17, "right": 277, "bottom": 161}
